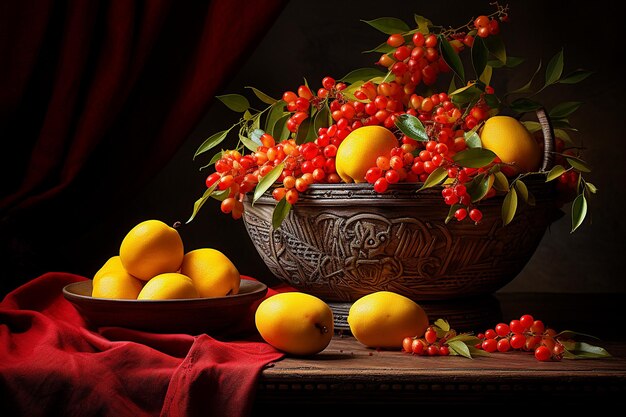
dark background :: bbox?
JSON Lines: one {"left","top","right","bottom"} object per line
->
{"left": 2, "top": 0, "right": 625, "bottom": 297}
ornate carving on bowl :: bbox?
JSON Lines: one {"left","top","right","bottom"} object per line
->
{"left": 243, "top": 181, "right": 558, "bottom": 302}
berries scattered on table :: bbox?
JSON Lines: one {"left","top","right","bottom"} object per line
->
{"left": 400, "top": 315, "right": 611, "bottom": 362}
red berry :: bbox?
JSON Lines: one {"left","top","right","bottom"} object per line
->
{"left": 427, "top": 345, "right": 439, "bottom": 356}
{"left": 385, "top": 169, "right": 400, "bottom": 184}
{"left": 520, "top": 314, "right": 534, "bottom": 330}
{"left": 482, "top": 338, "right": 497, "bottom": 353}
{"left": 510, "top": 333, "right": 526, "bottom": 349}
{"left": 497, "top": 338, "right": 511, "bottom": 352}
{"left": 365, "top": 167, "right": 382, "bottom": 183}
{"left": 484, "top": 329, "right": 497, "bottom": 340}
{"left": 509, "top": 320, "right": 525, "bottom": 334}
{"left": 374, "top": 177, "right": 389, "bottom": 193}
{"left": 474, "top": 15, "right": 490, "bottom": 28}
{"left": 530, "top": 320, "right": 545, "bottom": 334}
{"left": 454, "top": 208, "right": 467, "bottom": 221}
{"left": 534, "top": 345, "right": 552, "bottom": 361}
{"left": 469, "top": 208, "right": 483, "bottom": 223}
{"left": 439, "top": 346, "right": 450, "bottom": 356}
{"left": 402, "top": 337, "right": 413, "bottom": 353}
{"left": 495, "top": 323, "right": 510, "bottom": 337}
{"left": 424, "top": 329, "right": 438, "bottom": 344}
{"left": 411, "top": 339, "right": 425, "bottom": 355}
{"left": 387, "top": 33, "right": 405, "bottom": 48}
{"left": 322, "top": 76, "right": 335, "bottom": 90}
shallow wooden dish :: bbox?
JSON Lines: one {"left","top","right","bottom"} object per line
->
{"left": 63, "top": 278, "right": 267, "bottom": 335}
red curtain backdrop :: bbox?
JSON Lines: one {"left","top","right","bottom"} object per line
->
{"left": 0, "top": 0, "right": 287, "bottom": 293}
{"left": 0, "top": 0, "right": 286, "bottom": 212}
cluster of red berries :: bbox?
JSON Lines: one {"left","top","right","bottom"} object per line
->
{"left": 202, "top": 9, "right": 513, "bottom": 223}
{"left": 401, "top": 326, "right": 456, "bottom": 356}
{"left": 476, "top": 314, "right": 565, "bottom": 361}
{"left": 401, "top": 314, "right": 571, "bottom": 362}
{"left": 205, "top": 74, "right": 501, "bottom": 222}
{"left": 378, "top": 12, "right": 506, "bottom": 90}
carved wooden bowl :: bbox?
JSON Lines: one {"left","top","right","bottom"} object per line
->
{"left": 242, "top": 109, "right": 559, "bottom": 307}
{"left": 242, "top": 177, "right": 558, "bottom": 303}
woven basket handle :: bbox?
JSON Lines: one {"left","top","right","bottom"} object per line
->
{"left": 536, "top": 107, "right": 555, "bottom": 172}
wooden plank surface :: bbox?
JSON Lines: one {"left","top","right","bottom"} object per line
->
{"left": 255, "top": 335, "right": 626, "bottom": 412}
{"left": 254, "top": 293, "right": 626, "bottom": 411}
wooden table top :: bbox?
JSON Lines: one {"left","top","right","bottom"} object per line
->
{"left": 253, "top": 293, "right": 626, "bottom": 412}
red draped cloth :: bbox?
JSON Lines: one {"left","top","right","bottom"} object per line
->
{"left": 0, "top": 273, "right": 288, "bottom": 417}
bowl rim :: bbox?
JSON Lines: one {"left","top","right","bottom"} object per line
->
{"left": 62, "top": 278, "right": 268, "bottom": 306}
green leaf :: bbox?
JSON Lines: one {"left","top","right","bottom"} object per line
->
{"left": 245, "top": 86, "right": 277, "bottom": 105}
{"left": 395, "top": 113, "right": 429, "bottom": 142}
{"left": 253, "top": 163, "right": 284, "bottom": 204}
{"left": 563, "top": 341, "right": 611, "bottom": 359}
{"left": 558, "top": 69, "right": 593, "bottom": 84}
{"left": 453, "top": 148, "right": 497, "bottom": 168}
{"left": 566, "top": 157, "right": 592, "bottom": 173}
{"left": 479, "top": 65, "right": 492, "bottom": 86}
{"left": 209, "top": 188, "right": 229, "bottom": 202}
{"left": 250, "top": 128, "right": 264, "bottom": 145}
{"left": 272, "top": 198, "right": 292, "bottom": 229}
{"left": 488, "top": 56, "right": 524, "bottom": 68}
{"left": 361, "top": 17, "right": 410, "bottom": 34}
{"left": 546, "top": 165, "right": 566, "bottom": 182}
{"left": 339, "top": 67, "right": 387, "bottom": 84}
{"left": 548, "top": 119, "right": 570, "bottom": 131}
{"left": 471, "top": 37, "right": 488, "bottom": 79}
{"left": 294, "top": 117, "right": 312, "bottom": 144}
{"left": 545, "top": 49, "right": 564, "bottom": 86}
{"left": 239, "top": 133, "right": 260, "bottom": 152}
{"left": 571, "top": 193, "right": 587, "bottom": 232}
{"left": 438, "top": 35, "right": 464, "bottom": 83}
{"left": 493, "top": 171, "right": 509, "bottom": 192}
{"left": 434, "top": 318, "right": 450, "bottom": 332}
{"left": 265, "top": 100, "right": 287, "bottom": 136}
{"left": 550, "top": 101, "right": 583, "bottom": 119}
{"left": 194, "top": 128, "right": 231, "bottom": 159}
{"left": 418, "top": 166, "right": 448, "bottom": 190}
{"left": 449, "top": 83, "right": 483, "bottom": 106}
{"left": 274, "top": 114, "right": 292, "bottom": 141}
{"left": 363, "top": 41, "right": 394, "bottom": 54}
{"left": 506, "top": 60, "right": 542, "bottom": 96}
{"left": 484, "top": 93, "right": 500, "bottom": 109}
{"left": 467, "top": 345, "right": 491, "bottom": 357}
{"left": 313, "top": 102, "right": 331, "bottom": 134}
{"left": 186, "top": 182, "right": 218, "bottom": 224}
{"left": 510, "top": 97, "right": 542, "bottom": 114}
{"left": 514, "top": 179, "right": 529, "bottom": 203}
{"left": 555, "top": 330, "right": 601, "bottom": 341}
{"left": 445, "top": 203, "right": 464, "bottom": 224}
{"left": 502, "top": 187, "right": 518, "bottom": 226}
{"left": 521, "top": 121, "right": 542, "bottom": 133}
{"left": 466, "top": 173, "right": 493, "bottom": 202}
{"left": 483, "top": 35, "right": 506, "bottom": 64}
{"left": 464, "top": 129, "right": 482, "bottom": 148}
{"left": 447, "top": 334, "right": 481, "bottom": 345}
{"left": 208, "top": 150, "right": 224, "bottom": 166}
{"left": 585, "top": 182, "right": 598, "bottom": 194}
{"left": 216, "top": 94, "right": 250, "bottom": 112}
{"left": 448, "top": 340, "right": 472, "bottom": 359}
{"left": 414, "top": 14, "right": 432, "bottom": 34}
{"left": 448, "top": 76, "right": 458, "bottom": 95}
{"left": 554, "top": 128, "right": 573, "bottom": 144}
